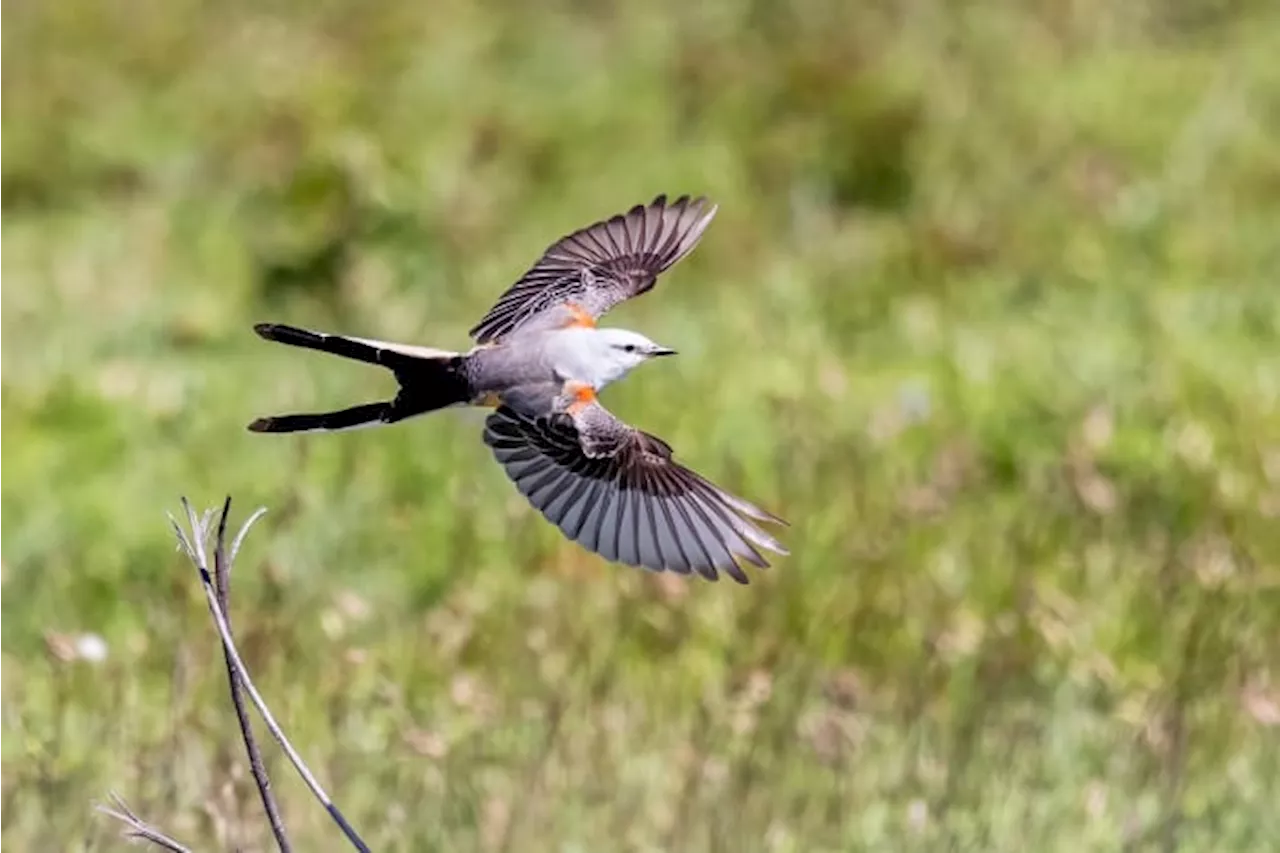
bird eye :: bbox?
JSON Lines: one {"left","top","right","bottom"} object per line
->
{"left": 622, "top": 344, "right": 637, "bottom": 353}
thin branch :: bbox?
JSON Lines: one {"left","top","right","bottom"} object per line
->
{"left": 96, "top": 792, "right": 193, "bottom": 853}
{"left": 172, "top": 497, "right": 371, "bottom": 853}
{"left": 212, "top": 496, "right": 293, "bottom": 853}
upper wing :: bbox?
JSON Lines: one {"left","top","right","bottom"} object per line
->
{"left": 469, "top": 194, "right": 718, "bottom": 344}
{"left": 482, "top": 403, "right": 788, "bottom": 583}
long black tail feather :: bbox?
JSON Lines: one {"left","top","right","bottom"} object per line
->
{"left": 248, "top": 403, "right": 393, "bottom": 433}
{"left": 248, "top": 323, "right": 472, "bottom": 433}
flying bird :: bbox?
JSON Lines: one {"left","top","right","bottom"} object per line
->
{"left": 248, "top": 194, "right": 788, "bottom": 583}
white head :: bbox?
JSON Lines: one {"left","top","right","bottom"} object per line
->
{"left": 582, "top": 327, "right": 677, "bottom": 388}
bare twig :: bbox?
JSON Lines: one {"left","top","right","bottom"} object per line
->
{"left": 96, "top": 792, "right": 193, "bottom": 853}
{"left": 99, "top": 497, "right": 371, "bottom": 851}
{"left": 212, "top": 497, "right": 292, "bottom": 852}
{"left": 170, "top": 496, "right": 371, "bottom": 853}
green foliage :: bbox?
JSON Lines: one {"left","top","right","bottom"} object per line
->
{"left": 4, "top": 0, "right": 1279, "bottom": 849}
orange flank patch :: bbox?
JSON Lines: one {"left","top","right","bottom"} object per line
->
{"left": 565, "top": 380, "right": 596, "bottom": 413}
{"left": 563, "top": 302, "right": 596, "bottom": 329}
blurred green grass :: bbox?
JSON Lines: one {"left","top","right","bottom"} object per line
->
{"left": 3, "top": 0, "right": 1280, "bottom": 849}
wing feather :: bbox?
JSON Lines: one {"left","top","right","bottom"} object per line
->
{"left": 543, "top": 467, "right": 593, "bottom": 529}
{"left": 595, "top": 486, "right": 624, "bottom": 563}
{"left": 616, "top": 487, "right": 642, "bottom": 570}
{"left": 518, "top": 456, "right": 563, "bottom": 494}
{"left": 673, "top": 492, "right": 740, "bottom": 582}
{"left": 659, "top": 498, "right": 706, "bottom": 577}
{"left": 469, "top": 195, "right": 718, "bottom": 343}
{"left": 685, "top": 476, "right": 786, "bottom": 558}
{"left": 641, "top": 469, "right": 691, "bottom": 575}
{"left": 527, "top": 467, "right": 572, "bottom": 511}
{"left": 482, "top": 404, "right": 786, "bottom": 582}
{"left": 683, "top": 489, "right": 760, "bottom": 580}
{"left": 563, "top": 476, "right": 605, "bottom": 541}
{"left": 641, "top": 485, "right": 683, "bottom": 574}
{"left": 648, "top": 466, "right": 715, "bottom": 578}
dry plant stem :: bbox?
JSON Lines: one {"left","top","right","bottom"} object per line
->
{"left": 212, "top": 497, "right": 293, "bottom": 853}
{"left": 96, "top": 792, "right": 193, "bottom": 853}
{"left": 170, "top": 497, "right": 371, "bottom": 853}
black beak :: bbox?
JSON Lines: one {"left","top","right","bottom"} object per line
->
{"left": 651, "top": 347, "right": 678, "bottom": 357}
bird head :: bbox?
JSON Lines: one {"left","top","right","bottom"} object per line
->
{"left": 590, "top": 328, "right": 677, "bottom": 385}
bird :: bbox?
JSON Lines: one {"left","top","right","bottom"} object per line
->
{"left": 248, "top": 194, "right": 788, "bottom": 583}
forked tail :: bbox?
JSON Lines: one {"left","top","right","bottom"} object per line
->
{"left": 247, "top": 323, "right": 471, "bottom": 433}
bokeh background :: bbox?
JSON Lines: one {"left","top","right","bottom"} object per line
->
{"left": 4, "top": 0, "right": 1280, "bottom": 849}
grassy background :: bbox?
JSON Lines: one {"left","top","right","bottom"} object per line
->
{"left": 4, "top": 0, "right": 1280, "bottom": 849}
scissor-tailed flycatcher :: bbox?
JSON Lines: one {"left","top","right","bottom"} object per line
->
{"left": 249, "top": 194, "right": 788, "bottom": 582}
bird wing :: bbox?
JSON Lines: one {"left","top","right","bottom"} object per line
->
{"left": 482, "top": 402, "right": 787, "bottom": 583}
{"left": 468, "top": 194, "right": 718, "bottom": 344}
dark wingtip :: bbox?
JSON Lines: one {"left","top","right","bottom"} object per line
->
{"left": 247, "top": 417, "right": 274, "bottom": 433}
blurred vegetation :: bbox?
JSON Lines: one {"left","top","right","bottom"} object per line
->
{"left": 3, "top": 0, "right": 1280, "bottom": 849}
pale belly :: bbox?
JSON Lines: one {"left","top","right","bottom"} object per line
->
{"left": 465, "top": 327, "right": 620, "bottom": 412}
{"left": 541, "top": 327, "right": 610, "bottom": 383}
